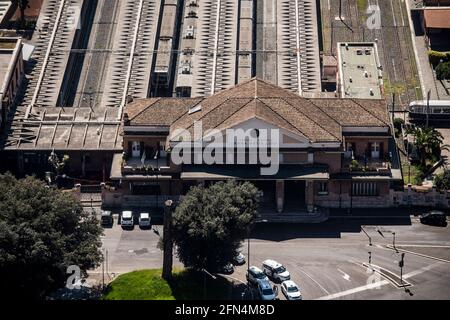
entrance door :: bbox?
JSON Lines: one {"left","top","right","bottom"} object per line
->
{"left": 132, "top": 141, "right": 141, "bottom": 158}
{"left": 284, "top": 180, "right": 306, "bottom": 211}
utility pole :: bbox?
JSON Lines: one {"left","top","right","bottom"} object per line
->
{"left": 426, "top": 89, "right": 431, "bottom": 128}
{"left": 162, "top": 200, "right": 174, "bottom": 280}
{"left": 102, "top": 249, "right": 105, "bottom": 290}
{"left": 399, "top": 253, "right": 405, "bottom": 287}
{"left": 392, "top": 232, "right": 398, "bottom": 252}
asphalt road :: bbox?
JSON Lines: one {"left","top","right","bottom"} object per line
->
{"left": 88, "top": 212, "right": 450, "bottom": 300}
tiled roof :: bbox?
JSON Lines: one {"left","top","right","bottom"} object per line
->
{"left": 424, "top": 9, "right": 450, "bottom": 29}
{"left": 123, "top": 78, "right": 390, "bottom": 142}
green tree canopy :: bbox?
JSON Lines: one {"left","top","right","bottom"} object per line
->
{"left": 435, "top": 171, "right": 450, "bottom": 192}
{"left": 406, "top": 126, "right": 445, "bottom": 168}
{"left": 436, "top": 61, "right": 450, "bottom": 80}
{"left": 172, "top": 180, "right": 260, "bottom": 272}
{"left": 0, "top": 174, "right": 103, "bottom": 299}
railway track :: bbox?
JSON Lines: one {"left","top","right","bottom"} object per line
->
{"left": 100, "top": 0, "right": 160, "bottom": 116}
{"left": 21, "top": 0, "right": 84, "bottom": 112}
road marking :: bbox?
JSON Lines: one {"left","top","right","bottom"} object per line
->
{"left": 316, "top": 279, "right": 389, "bottom": 300}
{"left": 403, "top": 262, "right": 443, "bottom": 279}
{"left": 392, "top": 245, "right": 450, "bottom": 248}
{"left": 298, "top": 268, "right": 330, "bottom": 295}
{"left": 317, "top": 261, "right": 443, "bottom": 300}
{"left": 338, "top": 269, "right": 351, "bottom": 281}
{"left": 386, "top": 245, "right": 450, "bottom": 263}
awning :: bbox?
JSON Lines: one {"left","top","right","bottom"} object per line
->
{"left": 180, "top": 165, "right": 329, "bottom": 180}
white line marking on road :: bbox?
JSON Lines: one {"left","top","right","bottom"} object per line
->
{"left": 394, "top": 245, "right": 450, "bottom": 248}
{"left": 316, "top": 261, "right": 443, "bottom": 300}
{"left": 298, "top": 268, "right": 330, "bottom": 295}
{"left": 338, "top": 269, "right": 351, "bottom": 281}
{"left": 386, "top": 245, "right": 450, "bottom": 263}
{"left": 403, "top": 262, "right": 443, "bottom": 279}
{"left": 316, "top": 279, "right": 389, "bottom": 300}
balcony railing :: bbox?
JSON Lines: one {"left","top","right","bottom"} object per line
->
{"left": 122, "top": 157, "right": 170, "bottom": 174}
{"left": 343, "top": 156, "right": 391, "bottom": 174}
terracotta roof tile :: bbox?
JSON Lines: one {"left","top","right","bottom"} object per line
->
{"left": 123, "top": 78, "right": 390, "bottom": 143}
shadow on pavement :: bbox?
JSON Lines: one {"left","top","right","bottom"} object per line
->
{"left": 251, "top": 208, "right": 415, "bottom": 241}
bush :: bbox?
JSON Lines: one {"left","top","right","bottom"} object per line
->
{"left": 435, "top": 171, "right": 450, "bottom": 192}
{"left": 428, "top": 50, "right": 450, "bottom": 67}
{"left": 436, "top": 61, "right": 450, "bottom": 80}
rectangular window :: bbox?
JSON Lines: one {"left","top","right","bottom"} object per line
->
{"left": 318, "top": 182, "right": 328, "bottom": 195}
{"left": 352, "top": 182, "right": 378, "bottom": 196}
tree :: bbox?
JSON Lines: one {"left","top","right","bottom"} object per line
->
{"left": 172, "top": 180, "right": 260, "bottom": 272}
{"left": 0, "top": 174, "right": 103, "bottom": 299}
{"left": 406, "top": 126, "right": 445, "bottom": 168}
{"left": 11, "top": 0, "right": 29, "bottom": 27}
{"left": 434, "top": 171, "right": 450, "bottom": 192}
{"left": 436, "top": 61, "right": 450, "bottom": 80}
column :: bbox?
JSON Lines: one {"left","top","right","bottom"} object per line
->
{"left": 305, "top": 180, "right": 315, "bottom": 213}
{"left": 276, "top": 180, "right": 285, "bottom": 213}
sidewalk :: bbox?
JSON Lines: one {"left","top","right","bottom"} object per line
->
{"left": 406, "top": 0, "right": 439, "bottom": 100}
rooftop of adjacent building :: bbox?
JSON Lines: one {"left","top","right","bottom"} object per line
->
{"left": 0, "top": 37, "right": 21, "bottom": 93}
{"left": 423, "top": 8, "right": 450, "bottom": 29}
{"left": 337, "top": 42, "right": 383, "bottom": 100}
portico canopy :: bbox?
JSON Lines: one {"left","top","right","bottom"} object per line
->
{"left": 180, "top": 165, "right": 329, "bottom": 180}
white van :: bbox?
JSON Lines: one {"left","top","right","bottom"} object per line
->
{"left": 121, "top": 211, "right": 134, "bottom": 228}
{"left": 139, "top": 212, "right": 151, "bottom": 228}
{"left": 262, "top": 259, "right": 290, "bottom": 282}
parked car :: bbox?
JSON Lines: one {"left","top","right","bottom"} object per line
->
{"left": 233, "top": 252, "right": 246, "bottom": 265}
{"left": 139, "top": 212, "right": 151, "bottom": 228}
{"left": 121, "top": 211, "right": 134, "bottom": 228}
{"left": 100, "top": 210, "right": 113, "bottom": 226}
{"left": 281, "top": 280, "right": 302, "bottom": 300}
{"left": 256, "top": 279, "right": 277, "bottom": 300}
{"left": 420, "top": 210, "right": 447, "bottom": 227}
{"left": 262, "top": 259, "right": 290, "bottom": 282}
{"left": 218, "top": 263, "right": 234, "bottom": 274}
{"left": 246, "top": 266, "right": 269, "bottom": 286}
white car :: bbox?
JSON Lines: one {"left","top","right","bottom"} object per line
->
{"left": 281, "top": 280, "right": 302, "bottom": 300}
{"left": 262, "top": 259, "right": 290, "bottom": 282}
{"left": 121, "top": 211, "right": 134, "bottom": 228}
{"left": 257, "top": 279, "right": 277, "bottom": 300}
{"left": 139, "top": 212, "right": 151, "bottom": 228}
{"left": 246, "top": 266, "right": 269, "bottom": 286}
{"left": 233, "top": 252, "right": 246, "bottom": 265}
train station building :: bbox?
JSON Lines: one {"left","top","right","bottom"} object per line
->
{"left": 106, "top": 78, "right": 402, "bottom": 213}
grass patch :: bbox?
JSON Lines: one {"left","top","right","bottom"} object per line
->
{"left": 103, "top": 269, "right": 232, "bottom": 300}
{"left": 402, "top": 163, "right": 423, "bottom": 185}
{"left": 357, "top": 0, "right": 368, "bottom": 12}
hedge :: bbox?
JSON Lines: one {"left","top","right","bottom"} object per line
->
{"left": 428, "top": 50, "right": 450, "bottom": 68}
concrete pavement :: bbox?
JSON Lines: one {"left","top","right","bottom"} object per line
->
{"left": 88, "top": 209, "right": 450, "bottom": 300}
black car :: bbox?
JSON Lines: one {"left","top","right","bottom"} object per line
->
{"left": 100, "top": 210, "right": 114, "bottom": 226}
{"left": 420, "top": 211, "right": 447, "bottom": 227}
{"left": 218, "top": 263, "right": 234, "bottom": 274}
